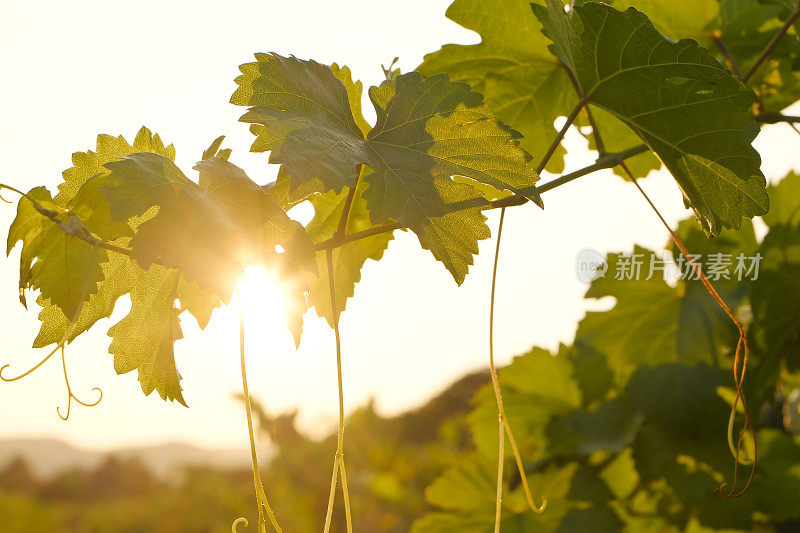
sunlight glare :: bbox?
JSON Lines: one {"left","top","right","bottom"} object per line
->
{"left": 237, "top": 266, "right": 289, "bottom": 335}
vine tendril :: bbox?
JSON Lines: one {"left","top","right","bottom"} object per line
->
{"left": 322, "top": 247, "right": 354, "bottom": 533}
{"left": 1, "top": 243, "right": 104, "bottom": 420}
{"left": 232, "top": 517, "right": 249, "bottom": 532}
{"left": 235, "top": 291, "right": 283, "bottom": 533}
{"left": 488, "top": 208, "right": 547, "bottom": 525}
{"left": 621, "top": 162, "right": 757, "bottom": 497}
{"left": 57, "top": 345, "right": 103, "bottom": 420}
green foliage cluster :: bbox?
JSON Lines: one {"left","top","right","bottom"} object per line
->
{"left": 412, "top": 173, "right": 800, "bottom": 531}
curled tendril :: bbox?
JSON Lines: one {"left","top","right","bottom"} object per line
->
{"left": 231, "top": 517, "right": 249, "bottom": 532}
{"left": 0, "top": 344, "right": 60, "bottom": 382}
{"left": 487, "top": 208, "right": 547, "bottom": 526}
{"left": 1, "top": 243, "right": 104, "bottom": 420}
{"left": 0, "top": 191, "right": 12, "bottom": 204}
{"left": 622, "top": 162, "right": 757, "bottom": 498}
{"left": 56, "top": 346, "right": 103, "bottom": 421}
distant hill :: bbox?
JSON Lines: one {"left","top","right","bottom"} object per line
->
{"left": 0, "top": 438, "right": 254, "bottom": 480}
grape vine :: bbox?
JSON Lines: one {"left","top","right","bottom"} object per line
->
{"left": 4, "top": 0, "right": 800, "bottom": 530}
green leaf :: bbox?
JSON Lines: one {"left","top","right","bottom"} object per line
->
{"left": 102, "top": 154, "right": 315, "bottom": 300}
{"left": 6, "top": 187, "right": 61, "bottom": 308}
{"left": 32, "top": 245, "right": 134, "bottom": 348}
{"left": 547, "top": 397, "right": 641, "bottom": 457}
{"left": 416, "top": 459, "right": 578, "bottom": 532}
{"left": 500, "top": 347, "right": 581, "bottom": 410}
{"left": 176, "top": 277, "right": 226, "bottom": 330}
{"left": 750, "top": 225, "right": 800, "bottom": 371}
{"left": 534, "top": 0, "right": 768, "bottom": 235}
{"left": 107, "top": 264, "right": 186, "bottom": 405}
{"left": 27, "top": 129, "right": 187, "bottom": 349}
{"left": 566, "top": 343, "right": 614, "bottom": 407}
{"left": 231, "top": 53, "right": 366, "bottom": 196}
{"left": 716, "top": 0, "right": 800, "bottom": 110}
{"left": 608, "top": 0, "right": 718, "bottom": 42}
{"left": 576, "top": 247, "right": 695, "bottom": 379}
{"left": 763, "top": 171, "right": 800, "bottom": 227}
{"left": 362, "top": 71, "right": 539, "bottom": 283}
{"left": 56, "top": 127, "right": 175, "bottom": 208}
{"left": 7, "top": 187, "right": 106, "bottom": 319}
{"left": 5, "top": 129, "right": 204, "bottom": 405}
{"left": 423, "top": 455, "right": 497, "bottom": 513}
{"left": 192, "top": 157, "right": 317, "bottom": 276}
{"left": 754, "top": 430, "right": 800, "bottom": 522}
{"left": 232, "top": 53, "right": 540, "bottom": 282}
{"left": 418, "top": 0, "right": 576, "bottom": 174}
{"left": 557, "top": 506, "right": 623, "bottom": 533}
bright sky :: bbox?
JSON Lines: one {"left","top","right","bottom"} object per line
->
{"left": 1, "top": 0, "right": 799, "bottom": 451}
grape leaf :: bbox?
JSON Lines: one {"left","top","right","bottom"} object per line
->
{"left": 7, "top": 187, "right": 61, "bottom": 308}
{"left": 750, "top": 225, "right": 800, "bottom": 370}
{"left": 6, "top": 187, "right": 106, "bottom": 319}
{"left": 609, "top": 0, "right": 800, "bottom": 115}
{"left": 101, "top": 154, "right": 315, "bottom": 298}
{"left": 298, "top": 65, "right": 394, "bottom": 326}
{"left": 27, "top": 130, "right": 189, "bottom": 349}
{"left": 33, "top": 245, "right": 134, "bottom": 348}
{"left": 533, "top": 0, "right": 768, "bottom": 235}
{"left": 232, "top": 53, "right": 540, "bottom": 283}
{"left": 716, "top": 0, "right": 800, "bottom": 110}
{"left": 176, "top": 277, "right": 226, "bottom": 331}
{"left": 575, "top": 238, "right": 750, "bottom": 382}
{"left": 107, "top": 264, "right": 186, "bottom": 405}
{"left": 576, "top": 247, "right": 693, "bottom": 379}
{"left": 414, "top": 459, "right": 577, "bottom": 532}
{"left": 763, "top": 171, "right": 800, "bottom": 227}
{"left": 418, "top": 0, "right": 574, "bottom": 174}
{"left": 609, "top": 0, "right": 718, "bottom": 42}
{"left": 56, "top": 127, "right": 175, "bottom": 208}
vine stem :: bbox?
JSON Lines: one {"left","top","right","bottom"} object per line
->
{"left": 538, "top": 98, "right": 587, "bottom": 174}
{"left": 486, "top": 100, "right": 588, "bottom": 529}
{"left": 494, "top": 414, "right": 504, "bottom": 533}
{"left": 744, "top": 2, "right": 800, "bottom": 83}
{"left": 322, "top": 168, "right": 359, "bottom": 533}
{"left": 322, "top": 248, "right": 353, "bottom": 533}
{"left": 313, "top": 144, "right": 648, "bottom": 251}
{"left": 711, "top": 30, "right": 743, "bottom": 79}
{"left": 489, "top": 207, "right": 508, "bottom": 531}
{"left": 236, "top": 293, "right": 282, "bottom": 533}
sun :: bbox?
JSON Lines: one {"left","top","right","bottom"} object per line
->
{"left": 237, "top": 266, "right": 290, "bottom": 331}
